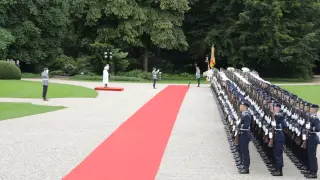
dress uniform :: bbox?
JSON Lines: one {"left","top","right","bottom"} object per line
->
{"left": 302, "top": 104, "right": 320, "bottom": 178}
{"left": 271, "top": 102, "right": 288, "bottom": 176}
{"left": 238, "top": 100, "right": 252, "bottom": 174}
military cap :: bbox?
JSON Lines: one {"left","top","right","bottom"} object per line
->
{"left": 290, "top": 94, "right": 297, "bottom": 98}
{"left": 311, "top": 104, "right": 319, "bottom": 108}
{"left": 241, "top": 101, "right": 250, "bottom": 107}
{"left": 274, "top": 102, "right": 281, "bottom": 107}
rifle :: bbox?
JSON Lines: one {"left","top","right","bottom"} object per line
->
{"left": 291, "top": 100, "right": 300, "bottom": 141}
{"left": 234, "top": 97, "right": 241, "bottom": 145}
{"left": 301, "top": 105, "right": 311, "bottom": 149}
{"left": 264, "top": 100, "right": 272, "bottom": 143}
{"left": 284, "top": 95, "right": 291, "bottom": 135}
{"left": 294, "top": 105, "right": 304, "bottom": 146}
{"left": 268, "top": 87, "right": 278, "bottom": 147}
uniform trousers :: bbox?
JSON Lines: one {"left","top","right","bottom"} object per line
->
{"left": 307, "top": 134, "right": 319, "bottom": 173}
{"left": 239, "top": 131, "right": 251, "bottom": 169}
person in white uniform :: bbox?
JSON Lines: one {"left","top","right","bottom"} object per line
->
{"left": 103, "top": 64, "right": 109, "bottom": 87}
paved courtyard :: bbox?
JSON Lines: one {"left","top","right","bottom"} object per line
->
{"left": 0, "top": 79, "right": 315, "bottom": 180}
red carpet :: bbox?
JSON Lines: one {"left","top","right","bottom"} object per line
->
{"left": 63, "top": 85, "right": 188, "bottom": 180}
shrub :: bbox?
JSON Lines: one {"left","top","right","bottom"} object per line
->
{"left": 71, "top": 75, "right": 145, "bottom": 82}
{"left": 117, "top": 69, "right": 195, "bottom": 80}
{"left": 162, "top": 72, "right": 194, "bottom": 80}
{"left": 117, "top": 69, "right": 151, "bottom": 80}
{"left": 50, "top": 55, "right": 77, "bottom": 76}
{"left": 22, "top": 73, "right": 40, "bottom": 78}
{"left": 50, "top": 70, "right": 68, "bottom": 76}
{"left": 0, "top": 60, "right": 21, "bottom": 79}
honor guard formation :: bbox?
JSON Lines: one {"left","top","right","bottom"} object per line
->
{"left": 211, "top": 67, "right": 320, "bottom": 178}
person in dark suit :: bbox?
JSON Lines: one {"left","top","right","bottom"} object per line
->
{"left": 41, "top": 68, "right": 49, "bottom": 101}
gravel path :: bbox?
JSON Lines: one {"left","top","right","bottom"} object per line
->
{"left": 0, "top": 80, "right": 164, "bottom": 180}
{"left": 0, "top": 79, "right": 315, "bottom": 179}
{"left": 156, "top": 86, "right": 305, "bottom": 180}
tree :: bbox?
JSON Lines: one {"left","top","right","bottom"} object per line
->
{"left": 204, "top": 0, "right": 320, "bottom": 79}
{"left": 0, "top": 28, "right": 15, "bottom": 59}
{"left": 0, "top": 0, "right": 70, "bottom": 67}
{"left": 80, "top": 0, "right": 190, "bottom": 71}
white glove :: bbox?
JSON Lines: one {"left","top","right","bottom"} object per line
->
{"left": 232, "top": 125, "right": 235, "bottom": 132}
{"left": 236, "top": 120, "right": 241, "bottom": 126}
{"left": 230, "top": 120, "right": 233, "bottom": 125}
{"left": 289, "top": 124, "right": 292, "bottom": 130}
{"left": 265, "top": 129, "right": 269, "bottom": 135}
{"left": 302, "top": 134, "right": 307, "bottom": 140}
{"left": 259, "top": 122, "right": 262, "bottom": 127}
{"left": 234, "top": 131, "right": 238, "bottom": 137}
{"left": 269, "top": 132, "right": 273, "bottom": 139}
{"left": 286, "top": 122, "right": 289, "bottom": 126}
{"left": 271, "top": 120, "right": 276, "bottom": 127}
{"left": 297, "top": 131, "right": 301, "bottom": 137}
{"left": 306, "top": 122, "right": 311, "bottom": 129}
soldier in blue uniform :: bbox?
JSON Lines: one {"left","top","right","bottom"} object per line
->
{"left": 270, "top": 102, "right": 288, "bottom": 176}
{"left": 237, "top": 100, "right": 252, "bottom": 174}
{"left": 303, "top": 104, "right": 320, "bottom": 178}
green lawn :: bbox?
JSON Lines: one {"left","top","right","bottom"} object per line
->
{"left": 280, "top": 85, "right": 320, "bottom": 105}
{"left": 0, "top": 80, "right": 98, "bottom": 98}
{"left": 119, "top": 79, "right": 207, "bottom": 84}
{"left": 0, "top": 102, "right": 65, "bottom": 120}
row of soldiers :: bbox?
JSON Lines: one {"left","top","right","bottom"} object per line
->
{"left": 211, "top": 68, "right": 320, "bottom": 178}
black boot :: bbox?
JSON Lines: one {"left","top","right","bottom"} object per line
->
{"left": 239, "top": 168, "right": 249, "bottom": 174}
{"left": 304, "top": 172, "right": 318, "bottom": 179}
{"left": 272, "top": 169, "right": 283, "bottom": 176}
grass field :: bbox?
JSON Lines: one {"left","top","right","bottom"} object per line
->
{"left": 0, "top": 102, "right": 65, "bottom": 120}
{"left": 280, "top": 85, "right": 320, "bottom": 105}
{"left": 0, "top": 80, "right": 98, "bottom": 99}
{"left": 114, "top": 79, "right": 207, "bottom": 84}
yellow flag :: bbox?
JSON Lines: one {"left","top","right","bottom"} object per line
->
{"left": 210, "top": 45, "right": 216, "bottom": 68}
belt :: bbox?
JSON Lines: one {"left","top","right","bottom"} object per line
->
{"left": 309, "top": 132, "right": 318, "bottom": 134}
{"left": 275, "top": 129, "right": 282, "bottom": 131}
{"left": 42, "top": 79, "right": 49, "bottom": 81}
{"left": 240, "top": 129, "right": 250, "bottom": 131}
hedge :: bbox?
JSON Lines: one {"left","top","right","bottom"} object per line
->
{"left": 71, "top": 75, "right": 145, "bottom": 82}
{"left": 0, "top": 60, "right": 21, "bottom": 80}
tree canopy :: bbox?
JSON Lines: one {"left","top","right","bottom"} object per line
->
{"left": 1, "top": 0, "right": 320, "bottom": 79}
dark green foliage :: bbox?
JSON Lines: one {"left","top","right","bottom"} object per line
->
{"left": 1, "top": 0, "right": 320, "bottom": 79}
{"left": 71, "top": 75, "right": 145, "bottom": 82}
{"left": 203, "top": 0, "right": 320, "bottom": 79}
{"left": 0, "top": 60, "right": 21, "bottom": 79}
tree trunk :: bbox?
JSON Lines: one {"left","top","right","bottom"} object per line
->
{"left": 111, "top": 60, "right": 115, "bottom": 76}
{"left": 143, "top": 46, "right": 148, "bottom": 72}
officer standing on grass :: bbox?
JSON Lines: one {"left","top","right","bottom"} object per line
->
{"left": 237, "top": 100, "right": 252, "bottom": 174}
{"left": 41, "top": 68, "right": 49, "bottom": 101}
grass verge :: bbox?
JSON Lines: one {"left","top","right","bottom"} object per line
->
{"left": 280, "top": 85, "right": 320, "bottom": 105}
{"left": 0, "top": 80, "right": 98, "bottom": 98}
{"left": 0, "top": 102, "right": 65, "bottom": 121}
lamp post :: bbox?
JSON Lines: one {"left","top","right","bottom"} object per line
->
{"left": 104, "top": 50, "right": 113, "bottom": 61}
{"left": 104, "top": 50, "right": 113, "bottom": 75}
